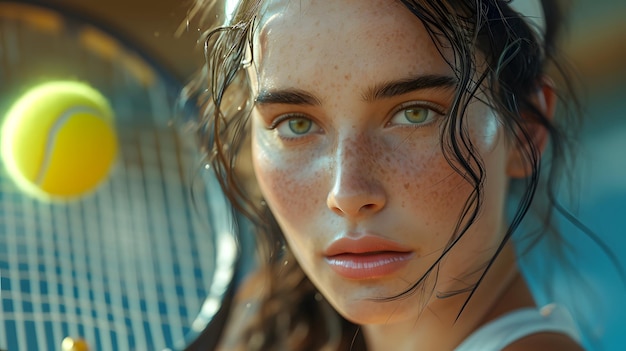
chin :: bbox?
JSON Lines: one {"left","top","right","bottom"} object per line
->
{"left": 330, "top": 293, "right": 422, "bottom": 325}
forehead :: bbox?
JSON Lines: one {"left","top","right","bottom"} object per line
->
{"left": 252, "top": 0, "right": 454, "bottom": 90}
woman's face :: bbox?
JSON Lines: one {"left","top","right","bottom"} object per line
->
{"left": 250, "top": 0, "right": 514, "bottom": 324}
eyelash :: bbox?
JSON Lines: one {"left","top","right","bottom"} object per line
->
{"left": 268, "top": 113, "right": 306, "bottom": 129}
{"left": 386, "top": 101, "right": 447, "bottom": 128}
{"left": 268, "top": 113, "right": 322, "bottom": 140}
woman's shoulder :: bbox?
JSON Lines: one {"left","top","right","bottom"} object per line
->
{"left": 456, "top": 302, "right": 585, "bottom": 351}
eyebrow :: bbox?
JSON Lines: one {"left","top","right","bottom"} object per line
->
{"left": 255, "top": 88, "right": 321, "bottom": 106}
{"left": 363, "top": 74, "right": 458, "bottom": 101}
{"left": 255, "top": 74, "right": 458, "bottom": 106}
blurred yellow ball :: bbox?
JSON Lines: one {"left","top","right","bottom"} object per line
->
{"left": 1, "top": 81, "right": 117, "bottom": 201}
{"left": 61, "top": 337, "right": 90, "bottom": 351}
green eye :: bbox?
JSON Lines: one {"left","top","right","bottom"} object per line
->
{"left": 403, "top": 108, "right": 428, "bottom": 123}
{"left": 389, "top": 103, "right": 443, "bottom": 127}
{"left": 273, "top": 115, "right": 320, "bottom": 139}
{"left": 288, "top": 118, "right": 313, "bottom": 134}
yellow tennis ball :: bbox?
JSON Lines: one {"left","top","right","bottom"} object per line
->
{"left": 1, "top": 81, "right": 117, "bottom": 201}
{"left": 61, "top": 337, "right": 90, "bottom": 351}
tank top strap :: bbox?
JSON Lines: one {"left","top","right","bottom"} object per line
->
{"left": 454, "top": 304, "right": 581, "bottom": 351}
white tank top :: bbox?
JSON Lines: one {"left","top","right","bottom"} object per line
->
{"left": 454, "top": 304, "right": 581, "bottom": 351}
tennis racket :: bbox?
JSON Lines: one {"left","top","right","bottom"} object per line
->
{"left": 0, "top": 2, "right": 237, "bottom": 350}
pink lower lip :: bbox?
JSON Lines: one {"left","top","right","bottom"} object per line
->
{"left": 325, "top": 251, "right": 414, "bottom": 280}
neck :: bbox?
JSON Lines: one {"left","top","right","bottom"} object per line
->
{"left": 361, "top": 243, "right": 535, "bottom": 351}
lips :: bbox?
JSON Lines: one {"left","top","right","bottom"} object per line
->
{"left": 323, "top": 236, "right": 414, "bottom": 280}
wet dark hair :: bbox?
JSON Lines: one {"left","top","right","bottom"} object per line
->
{"left": 183, "top": 0, "right": 586, "bottom": 349}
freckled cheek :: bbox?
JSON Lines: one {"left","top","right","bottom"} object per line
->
{"left": 387, "top": 144, "right": 474, "bottom": 223}
{"left": 252, "top": 139, "right": 324, "bottom": 224}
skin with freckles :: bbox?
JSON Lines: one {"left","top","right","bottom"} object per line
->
{"left": 246, "top": 1, "right": 556, "bottom": 350}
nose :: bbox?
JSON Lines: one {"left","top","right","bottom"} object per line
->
{"left": 326, "top": 138, "right": 387, "bottom": 219}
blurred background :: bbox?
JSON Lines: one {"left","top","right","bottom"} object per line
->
{"left": 0, "top": 1, "right": 235, "bottom": 350}
{"left": 0, "top": 0, "right": 624, "bottom": 350}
